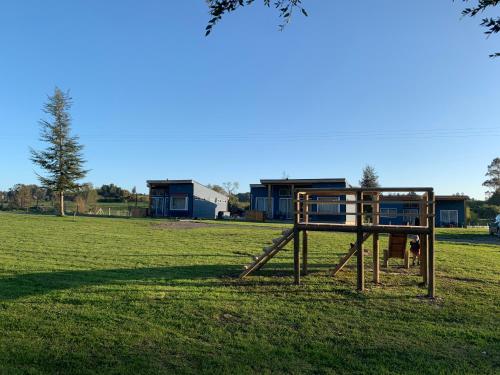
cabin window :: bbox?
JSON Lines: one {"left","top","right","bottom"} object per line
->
{"left": 278, "top": 198, "right": 293, "bottom": 219}
{"left": 150, "top": 188, "right": 165, "bottom": 196}
{"left": 279, "top": 187, "right": 291, "bottom": 197}
{"left": 255, "top": 197, "right": 273, "bottom": 217}
{"left": 170, "top": 196, "right": 188, "bottom": 211}
{"left": 316, "top": 197, "right": 340, "bottom": 214}
{"left": 440, "top": 210, "right": 458, "bottom": 226}
{"left": 381, "top": 208, "right": 397, "bottom": 218}
{"left": 403, "top": 209, "right": 419, "bottom": 224}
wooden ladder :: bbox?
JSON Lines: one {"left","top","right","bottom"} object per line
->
{"left": 239, "top": 228, "right": 295, "bottom": 278}
{"left": 331, "top": 233, "right": 372, "bottom": 276}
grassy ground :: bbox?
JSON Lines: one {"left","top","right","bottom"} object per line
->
{"left": 0, "top": 212, "right": 498, "bottom": 374}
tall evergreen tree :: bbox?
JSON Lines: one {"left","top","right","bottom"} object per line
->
{"left": 31, "top": 88, "right": 88, "bottom": 216}
{"left": 483, "top": 157, "right": 500, "bottom": 197}
{"left": 359, "top": 165, "right": 380, "bottom": 188}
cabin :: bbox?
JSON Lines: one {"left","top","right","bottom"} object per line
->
{"left": 435, "top": 195, "right": 469, "bottom": 227}
{"left": 147, "top": 180, "right": 229, "bottom": 219}
{"left": 249, "top": 178, "right": 355, "bottom": 223}
{"left": 372, "top": 195, "right": 468, "bottom": 227}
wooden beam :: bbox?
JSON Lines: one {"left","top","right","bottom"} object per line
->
{"left": 302, "top": 229, "right": 308, "bottom": 276}
{"left": 420, "top": 193, "right": 428, "bottom": 284}
{"left": 356, "top": 191, "right": 364, "bottom": 292}
{"left": 428, "top": 191, "right": 436, "bottom": 298}
{"left": 296, "top": 223, "right": 431, "bottom": 235}
{"left": 302, "top": 193, "right": 309, "bottom": 276}
{"left": 373, "top": 193, "right": 380, "bottom": 284}
{"left": 294, "top": 227, "right": 300, "bottom": 285}
{"left": 296, "top": 187, "right": 434, "bottom": 194}
{"left": 332, "top": 233, "right": 372, "bottom": 276}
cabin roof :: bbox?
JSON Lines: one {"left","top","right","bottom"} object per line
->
{"left": 436, "top": 195, "right": 469, "bottom": 201}
{"left": 147, "top": 180, "right": 228, "bottom": 197}
{"left": 259, "top": 178, "right": 347, "bottom": 185}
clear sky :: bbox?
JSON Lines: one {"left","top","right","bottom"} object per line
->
{"left": 1, "top": 1, "right": 499, "bottom": 199}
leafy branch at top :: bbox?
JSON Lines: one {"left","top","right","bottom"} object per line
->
{"left": 461, "top": 0, "right": 500, "bottom": 57}
{"left": 205, "top": 0, "right": 307, "bottom": 36}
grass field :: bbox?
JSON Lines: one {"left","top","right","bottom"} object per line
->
{"left": 0, "top": 212, "right": 498, "bottom": 374}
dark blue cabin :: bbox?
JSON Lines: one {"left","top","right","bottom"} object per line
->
{"left": 378, "top": 195, "right": 468, "bottom": 227}
{"left": 147, "top": 180, "right": 229, "bottom": 219}
{"left": 249, "top": 178, "right": 355, "bottom": 224}
{"left": 435, "top": 196, "right": 468, "bottom": 227}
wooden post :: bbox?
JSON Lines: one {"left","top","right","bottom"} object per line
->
{"left": 294, "top": 228, "right": 300, "bottom": 285}
{"left": 373, "top": 193, "right": 380, "bottom": 284}
{"left": 428, "top": 190, "right": 435, "bottom": 298}
{"left": 302, "top": 194, "right": 309, "bottom": 276}
{"left": 420, "top": 193, "right": 428, "bottom": 284}
{"left": 356, "top": 191, "right": 364, "bottom": 291}
{"left": 294, "top": 191, "right": 301, "bottom": 285}
{"left": 302, "top": 230, "right": 308, "bottom": 276}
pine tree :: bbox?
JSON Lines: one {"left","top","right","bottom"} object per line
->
{"left": 483, "top": 157, "right": 500, "bottom": 197}
{"left": 359, "top": 165, "right": 380, "bottom": 188}
{"left": 31, "top": 88, "right": 88, "bottom": 216}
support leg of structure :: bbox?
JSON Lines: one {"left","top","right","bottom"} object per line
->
{"left": 420, "top": 235, "right": 428, "bottom": 285}
{"left": 302, "top": 230, "right": 308, "bottom": 276}
{"left": 294, "top": 228, "right": 301, "bottom": 285}
{"left": 372, "top": 233, "right": 379, "bottom": 284}
{"left": 356, "top": 231, "right": 364, "bottom": 291}
{"left": 428, "top": 232, "right": 435, "bottom": 298}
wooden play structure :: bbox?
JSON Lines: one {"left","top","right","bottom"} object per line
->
{"left": 240, "top": 187, "right": 436, "bottom": 298}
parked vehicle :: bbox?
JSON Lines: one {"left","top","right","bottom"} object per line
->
{"left": 488, "top": 214, "right": 500, "bottom": 236}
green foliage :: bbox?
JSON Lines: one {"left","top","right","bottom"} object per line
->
{"left": 205, "top": 0, "right": 307, "bottom": 35}
{"left": 359, "top": 165, "right": 380, "bottom": 188}
{"left": 0, "top": 212, "right": 498, "bottom": 373}
{"left": 206, "top": 184, "right": 226, "bottom": 194}
{"left": 31, "top": 88, "right": 87, "bottom": 192}
{"left": 487, "top": 190, "right": 500, "bottom": 205}
{"left": 205, "top": 1, "right": 499, "bottom": 57}
{"left": 461, "top": 0, "right": 500, "bottom": 57}
{"left": 7, "top": 184, "right": 33, "bottom": 209}
{"left": 30, "top": 88, "right": 88, "bottom": 215}
{"left": 483, "top": 157, "right": 500, "bottom": 195}
{"left": 97, "top": 184, "right": 131, "bottom": 202}
{"left": 468, "top": 199, "right": 500, "bottom": 223}
{"left": 460, "top": 0, "right": 500, "bottom": 56}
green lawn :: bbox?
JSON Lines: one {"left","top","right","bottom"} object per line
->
{"left": 0, "top": 212, "right": 498, "bottom": 374}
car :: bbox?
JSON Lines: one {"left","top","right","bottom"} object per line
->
{"left": 488, "top": 214, "right": 500, "bottom": 236}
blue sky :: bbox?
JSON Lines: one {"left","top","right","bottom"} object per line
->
{"left": 1, "top": 1, "right": 499, "bottom": 198}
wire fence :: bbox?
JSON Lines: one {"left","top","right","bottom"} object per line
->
{"left": 0, "top": 203, "right": 148, "bottom": 218}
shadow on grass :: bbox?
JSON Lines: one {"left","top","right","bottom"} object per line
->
{"left": 0, "top": 261, "right": 428, "bottom": 302}
{"left": 0, "top": 264, "right": 243, "bottom": 301}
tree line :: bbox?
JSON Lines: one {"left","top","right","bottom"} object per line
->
{"left": 0, "top": 183, "right": 147, "bottom": 213}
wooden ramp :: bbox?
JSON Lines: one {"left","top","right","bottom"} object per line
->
{"left": 331, "top": 233, "right": 372, "bottom": 276}
{"left": 239, "top": 228, "right": 295, "bottom": 278}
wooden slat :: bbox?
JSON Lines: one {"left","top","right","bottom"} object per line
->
{"left": 428, "top": 191, "right": 436, "bottom": 298}
{"left": 356, "top": 191, "right": 364, "bottom": 291}
{"left": 332, "top": 233, "right": 372, "bottom": 276}
{"left": 373, "top": 193, "right": 380, "bottom": 284}
{"left": 296, "top": 187, "right": 434, "bottom": 194}
{"left": 239, "top": 231, "right": 295, "bottom": 278}
{"left": 296, "top": 223, "right": 431, "bottom": 235}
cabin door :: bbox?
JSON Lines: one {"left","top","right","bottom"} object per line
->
{"left": 151, "top": 197, "right": 165, "bottom": 216}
